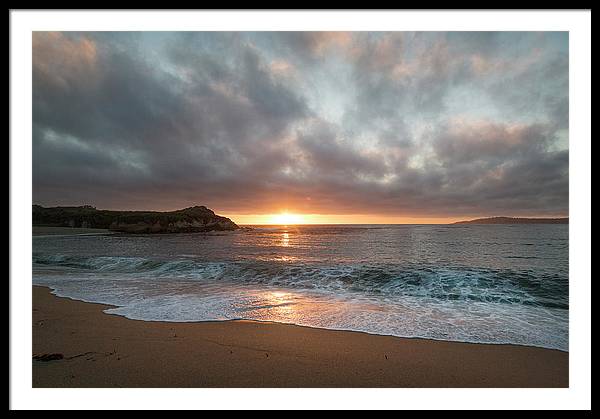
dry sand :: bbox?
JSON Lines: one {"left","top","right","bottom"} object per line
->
{"left": 32, "top": 286, "right": 568, "bottom": 388}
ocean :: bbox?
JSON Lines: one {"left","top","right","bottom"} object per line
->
{"left": 32, "top": 224, "right": 569, "bottom": 351}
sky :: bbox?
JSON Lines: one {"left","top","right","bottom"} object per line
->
{"left": 32, "top": 31, "right": 569, "bottom": 224}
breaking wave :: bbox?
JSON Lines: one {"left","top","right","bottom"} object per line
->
{"left": 33, "top": 253, "right": 568, "bottom": 310}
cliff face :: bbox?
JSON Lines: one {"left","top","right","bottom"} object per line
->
{"left": 32, "top": 205, "right": 239, "bottom": 233}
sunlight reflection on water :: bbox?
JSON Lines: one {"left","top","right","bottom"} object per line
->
{"left": 281, "top": 232, "right": 290, "bottom": 247}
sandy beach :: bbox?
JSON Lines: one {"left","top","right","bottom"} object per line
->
{"left": 32, "top": 286, "right": 568, "bottom": 388}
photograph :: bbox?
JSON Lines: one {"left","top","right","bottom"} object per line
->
{"left": 10, "top": 9, "right": 591, "bottom": 411}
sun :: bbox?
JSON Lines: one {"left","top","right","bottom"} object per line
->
{"left": 269, "top": 212, "right": 305, "bottom": 225}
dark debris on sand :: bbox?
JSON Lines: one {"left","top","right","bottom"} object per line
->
{"left": 33, "top": 353, "right": 64, "bottom": 362}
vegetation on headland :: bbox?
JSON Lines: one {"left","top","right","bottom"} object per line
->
{"left": 453, "top": 216, "right": 568, "bottom": 225}
{"left": 32, "top": 205, "right": 239, "bottom": 233}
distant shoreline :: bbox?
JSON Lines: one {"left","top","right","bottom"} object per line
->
{"left": 32, "top": 221, "right": 570, "bottom": 231}
{"left": 33, "top": 226, "right": 112, "bottom": 236}
{"left": 453, "top": 216, "right": 568, "bottom": 225}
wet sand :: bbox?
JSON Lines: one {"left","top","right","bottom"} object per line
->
{"left": 32, "top": 286, "right": 568, "bottom": 387}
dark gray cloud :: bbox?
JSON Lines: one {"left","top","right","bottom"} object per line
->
{"left": 32, "top": 31, "right": 569, "bottom": 218}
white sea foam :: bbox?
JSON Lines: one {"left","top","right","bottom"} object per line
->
{"left": 33, "top": 267, "right": 569, "bottom": 351}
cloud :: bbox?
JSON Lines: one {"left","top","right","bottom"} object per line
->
{"left": 432, "top": 118, "right": 552, "bottom": 164}
{"left": 32, "top": 31, "right": 569, "bottom": 217}
{"left": 275, "top": 31, "right": 353, "bottom": 59}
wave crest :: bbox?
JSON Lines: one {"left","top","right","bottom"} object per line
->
{"left": 33, "top": 253, "right": 568, "bottom": 309}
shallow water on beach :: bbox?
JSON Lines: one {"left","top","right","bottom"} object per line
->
{"left": 32, "top": 224, "right": 569, "bottom": 351}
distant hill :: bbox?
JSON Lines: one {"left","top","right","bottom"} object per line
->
{"left": 453, "top": 216, "right": 568, "bottom": 225}
{"left": 32, "top": 205, "right": 239, "bottom": 233}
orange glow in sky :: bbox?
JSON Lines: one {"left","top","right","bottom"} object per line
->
{"left": 268, "top": 212, "right": 306, "bottom": 225}
{"left": 227, "top": 212, "right": 466, "bottom": 225}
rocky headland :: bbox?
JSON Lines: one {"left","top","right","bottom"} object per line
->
{"left": 32, "top": 205, "right": 239, "bottom": 233}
